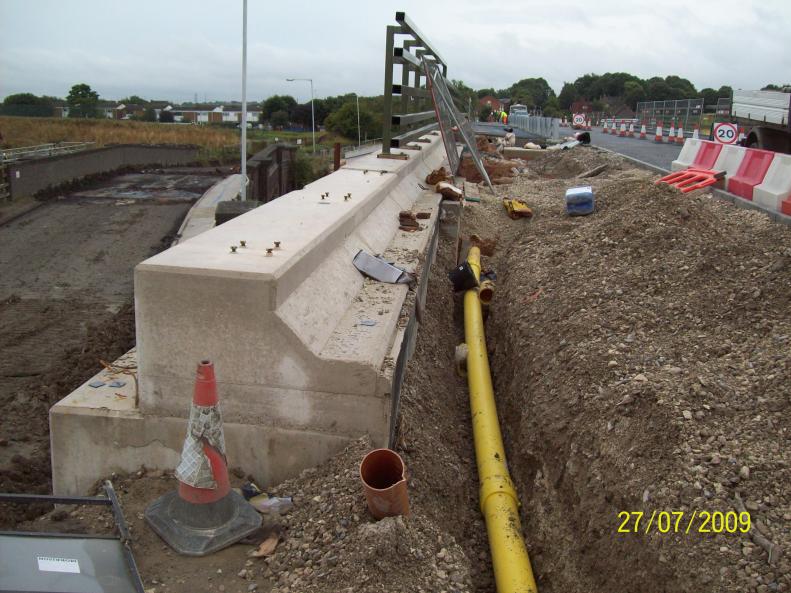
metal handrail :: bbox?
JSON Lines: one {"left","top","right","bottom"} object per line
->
{"left": 380, "top": 12, "right": 446, "bottom": 156}
{"left": 1, "top": 141, "right": 95, "bottom": 163}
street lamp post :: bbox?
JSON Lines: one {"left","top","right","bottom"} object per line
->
{"left": 286, "top": 78, "right": 315, "bottom": 153}
{"left": 240, "top": 0, "right": 248, "bottom": 200}
{"left": 356, "top": 94, "right": 361, "bottom": 148}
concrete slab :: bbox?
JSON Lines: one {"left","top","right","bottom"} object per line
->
{"left": 502, "top": 147, "right": 544, "bottom": 161}
{"left": 173, "top": 174, "right": 243, "bottom": 244}
{"left": 51, "top": 135, "right": 449, "bottom": 494}
{"left": 50, "top": 359, "right": 350, "bottom": 495}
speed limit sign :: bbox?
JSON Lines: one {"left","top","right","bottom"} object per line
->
{"left": 713, "top": 122, "right": 738, "bottom": 145}
{"left": 572, "top": 114, "right": 585, "bottom": 126}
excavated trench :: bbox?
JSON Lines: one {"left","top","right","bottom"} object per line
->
{"left": 465, "top": 147, "right": 791, "bottom": 593}
{"left": 4, "top": 148, "right": 790, "bottom": 593}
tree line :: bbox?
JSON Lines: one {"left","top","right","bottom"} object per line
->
{"left": 475, "top": 73, "right": 787, "bottom": 119}
{"left": 4, "top": 77, "right": 789, "bottom": 137}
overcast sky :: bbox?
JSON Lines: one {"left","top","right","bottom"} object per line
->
{"left": 1, "top": 0, "right": 789, "bottom": 103}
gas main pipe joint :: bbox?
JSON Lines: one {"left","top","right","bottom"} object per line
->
{"left": 463, "top": 246, "right": 538, "bottom": 593}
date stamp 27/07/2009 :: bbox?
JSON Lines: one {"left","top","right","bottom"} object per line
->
{"left": 617, "top": 510, "right": 751, "bottom": 535}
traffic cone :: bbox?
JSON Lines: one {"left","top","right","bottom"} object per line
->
{"left": 639, "top": 121, "right": 647, "bottom": 139}
{"left": 738, "top": 126, "right": 746, "bottom": 144}
{"left": 619, "top": 120, "right": 626, "bottom": 137}
{"left": 676, "top": 125, "right": 684, "bottom": 144}
{"left": 655, "top": 122, "right": 664, "bottom": 143}
{"left": 668, "top": 121, "right": 676, "bottom": 143}
{"left": 603, "top": 120, "right": 609, "bottom": 134}
{"left": 628, "top": 122, "right": 635, "bottom": 137}
{"left": 692, "top": 124, "right": 700, "bottom": 139}
{"left": 145, "top": 360, "right": 262, "bottom": 556}
{"left": 586, "top": 119, "right": 592, "bottom": 131}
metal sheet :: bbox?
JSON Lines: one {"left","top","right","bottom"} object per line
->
{"left": 0, "top": 535, "right": 139, "bottom": 593}
{"left": 353, "top": 250, "right": 411, "bottom": 284}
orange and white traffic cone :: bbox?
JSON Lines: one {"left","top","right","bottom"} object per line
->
{"left": 603, "top": 120, "right": 609, "bottom": 134}
{"left": 145, "top": 359, "right": 262, "bottom": 556}
{"left": 655, "top": 122, "right": 664, "bottom": 143}
{"left": 639, "top": 121, "right": 647, "bottom": 139}
{"left": 619, "top": 120, "right": 626, "bottom": 137}
{"left": 692, "top": 124, "right": 700, "bottom": 139}
{"left": 586, "top": 119, "right": 592, "bottom": 131}
{"left": 628, "top": 122, "right": 635, "bottom": 137}
{"left": 738, "top": 126, "right": 746, "bottom": 144}
{"left": 676, "top": 125, "right": 684, "bottom": 144}
{"left": 668, "top": 121, "right": 676, "bottom": 143}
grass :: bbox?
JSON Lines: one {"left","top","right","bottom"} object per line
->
{"left": 0, "top": 116, "right": 239, "bottom": 152}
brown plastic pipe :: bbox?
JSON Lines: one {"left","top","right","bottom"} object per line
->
{"left": 359, "top": 448, "right": 410, "bottom": 519}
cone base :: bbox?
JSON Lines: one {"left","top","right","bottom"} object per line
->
{"left": 145, "top": 490, "right": 262, "bottom": 556}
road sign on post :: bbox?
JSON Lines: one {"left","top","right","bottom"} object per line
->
{"left": 713, "top": 122, "right": 738, "bottom": 144}
{"left": 572, "top": 114, "right": 585, "bottom": 128}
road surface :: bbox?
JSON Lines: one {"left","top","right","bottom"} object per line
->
{"left": 475, "top": 121, "right": 683, "bottom": 171}
{"left": 585, "top": 125, "right": 682, "bottom": 171}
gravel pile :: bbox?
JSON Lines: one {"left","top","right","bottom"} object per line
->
{"left": 483, "top": 149, "right": 791, "bottom": 592}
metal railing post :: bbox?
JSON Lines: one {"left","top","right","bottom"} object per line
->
{"left": 380, "top": 25, "right": 399, "bottom": 155}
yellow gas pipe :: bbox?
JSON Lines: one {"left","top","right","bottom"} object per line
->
{"left": 464, "top": 246, "right": 538, "bottom": 593}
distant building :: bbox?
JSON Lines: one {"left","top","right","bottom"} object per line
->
{"left": 174, "top": 104, "right": 261, "bottom": 124}
{"left": 478, "top": 95, "right": 502, "bottom": 111}
{"left": 570, "top": 100, "right": 593, "bottom": 114}
{"left": 51, "top": 100, "right": 262, "bottom": 124}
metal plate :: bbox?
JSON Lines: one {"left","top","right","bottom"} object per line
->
{"left": 0, "top": 534, "right": 139, "bottom": 593}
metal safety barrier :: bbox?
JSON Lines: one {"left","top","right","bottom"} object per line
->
{"left": 508, "top": 113, "right": 560, "bottom": 140}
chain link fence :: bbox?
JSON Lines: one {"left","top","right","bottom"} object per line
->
{"left": 636, "top": 99, "right": 704, "bottom": 134}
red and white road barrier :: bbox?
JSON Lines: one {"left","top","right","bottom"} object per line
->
{"left": 668, "top": 138, "right": 791, "bottom": 215}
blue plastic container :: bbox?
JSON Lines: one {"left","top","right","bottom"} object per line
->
{"left": 565, "top": 185, "right": 595, "bottom": 216}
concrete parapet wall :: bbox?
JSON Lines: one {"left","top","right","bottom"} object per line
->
{"left": 51, "top": 135, "right": 447, "bottom": 494}
{"left": 246, "top": 144, "right": 297, "bottom": 202}
{"left": 7, "top": 144, "right": 200, "bottom": 199}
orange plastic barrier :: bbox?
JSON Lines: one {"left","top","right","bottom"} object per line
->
{"left": 726, "top": 149, "right": 775, "bottom": 200}
{"left": 656, "top": 168, "right": 726, "bottom": 193}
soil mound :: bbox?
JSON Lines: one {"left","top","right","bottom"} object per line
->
{"left": 489, "top": 162, "right": 791, "bottom": 592}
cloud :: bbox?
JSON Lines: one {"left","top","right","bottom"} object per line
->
{"left": 1, "top": 0, "right": 789, "bottom": 102}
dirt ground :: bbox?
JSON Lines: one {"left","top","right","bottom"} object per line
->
{"left": 0, "top": 169, "right": 220, "bottom": 526}
{"left": 6, "top": 147, "right": 791, "bottom": 593}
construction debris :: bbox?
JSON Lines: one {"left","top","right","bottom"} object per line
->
{"left": 577, "top": 163, "right": 609, "bottom": 178}
{"left": 457, "top": 154, "right": 525, "bottom": 183}
{"left": 435, "top": 181, "right": 464, "bottom": 201}
{"left": 502, "top": 198, "right": 534, "bottom": 219}
{"left": 399, "top": 210, "right": 420, "bottom": 231}
{"left": 425, "top": 167, "right": 450, "bottom": 185}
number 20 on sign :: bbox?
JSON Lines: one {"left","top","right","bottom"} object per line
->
{"left": 713, "top": 122, "right": 738, "bottom": 145}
